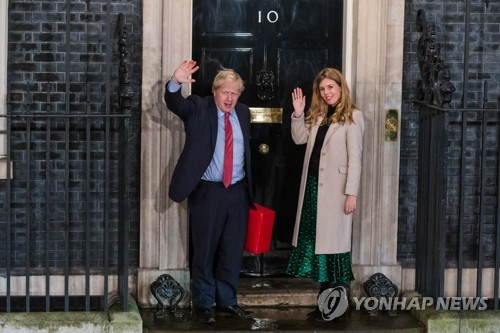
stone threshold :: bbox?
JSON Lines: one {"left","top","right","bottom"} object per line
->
{"left": 238, "top": 277, "right": 318, "bottom": 307}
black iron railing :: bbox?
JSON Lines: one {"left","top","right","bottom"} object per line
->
{"left": 1, "top": 4, "right": 133, "bottom": 311}
{"left": 0, "top": 110, "right": 131, "bottom": 312}
{"left": 415, "top": 6, "right": 500, "bottom": 309}
{"left": 416, "top": 103, "right": 500, "bottom": 309}
{"left": 415, "top": 103, "right": 447, "bottom": 300}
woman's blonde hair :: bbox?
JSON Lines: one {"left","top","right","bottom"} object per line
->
{"left": 212, "top": 68, "right": 245, "bottom": 94}
{"left": 305, "top": 68, "right": 356, "bottom": 126}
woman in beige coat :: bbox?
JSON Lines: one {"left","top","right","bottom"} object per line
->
{"left": 286, "top": 68, "right": 364, "bottom": 320}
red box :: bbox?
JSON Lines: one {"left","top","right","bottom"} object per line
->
{"left": 245, "top": 204, "right": 275, "bottom": 255}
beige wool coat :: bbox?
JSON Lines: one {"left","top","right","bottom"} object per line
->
{"left": 290, "top": 109, "right": 365, "bottom": 254}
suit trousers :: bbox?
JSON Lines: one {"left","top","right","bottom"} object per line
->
{"left": 188, "top": 180, "right": 249, "bottom": 309}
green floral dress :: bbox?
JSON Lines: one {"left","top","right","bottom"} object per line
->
{"left": 286, "top": 175, "right": 354, "bottom": 284}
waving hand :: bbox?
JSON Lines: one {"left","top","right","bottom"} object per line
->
{"left": 172, "top": 60, "right": 200, "bottom": 85}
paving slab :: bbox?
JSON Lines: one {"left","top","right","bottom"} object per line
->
{"left": 141, "top": 307, "right": 425, "bottom": 332}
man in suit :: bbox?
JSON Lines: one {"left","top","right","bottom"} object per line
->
{"left": 164, "top": 60, "right": 254, "bottom": 324}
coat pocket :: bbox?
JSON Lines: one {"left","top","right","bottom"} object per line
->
{"left": 338, "top": 165, "right": 348, "bottom": 174}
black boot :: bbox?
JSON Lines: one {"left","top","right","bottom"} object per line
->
{"left": 330, "top": 283, "right": 350, "bottom": 320}
{"left": 314, "top": 282, "right": 351, "bottom": 321}
{"left": 307, "top": 282, "right": 330, "bottom": 320}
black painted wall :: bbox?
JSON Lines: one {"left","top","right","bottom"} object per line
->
{"left": 4, "top": 0, "right": 142, "bottom": 272}
{"left": 399, "top": 0, "right": 500, "bottom": 267}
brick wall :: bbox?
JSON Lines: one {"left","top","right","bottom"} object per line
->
{"left": 3, "top": 0, "right": 141, "bottom": 272}
{"left": 6, "top": 0, "right": 497, "bottom": 274}
{"left": 399, "top": 0, "right": 500, "bottom": 268}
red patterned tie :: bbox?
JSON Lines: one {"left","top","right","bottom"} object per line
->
{"left": 223, "top": 112, "right": 233, "bottom": 188}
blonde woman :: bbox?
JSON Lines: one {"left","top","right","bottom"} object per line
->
{"left": 286, "top": 68, "right": 365, "bottom": 321}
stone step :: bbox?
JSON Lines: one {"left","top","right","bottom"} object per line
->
{"left": 238, "top": 277, "right": 318, "bottom": 307}
{"left": 141, "top": 277, "right": 426, "bottom": 332}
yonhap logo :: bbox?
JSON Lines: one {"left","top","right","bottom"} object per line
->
{"left": 318, "top": 286, "right": 349, "bottom": 321}
{"left": 352, "top": 296, "right": 488, "bottom": 311}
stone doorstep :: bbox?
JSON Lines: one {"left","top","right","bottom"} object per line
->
{"left": 142, "top": 277, "right": 426, "bottom": 332}
{"left": 0, "top": 298, "right": 143, "bottom": 333}
{"left": 240, "top": 292, "right": 317, "bottom": 307}
{"left": 237, "top": 277, "right": 318, "bottom": 307}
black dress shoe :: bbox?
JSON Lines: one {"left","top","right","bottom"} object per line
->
{"left": 308, "top": 307, "right": 350, "bottom": 322}
{"left": 215, "top": 304, "right": 254, "bottom": 318}
{"left": 307, "top": 308, "right": 326, "bottom": 321}
{"left": 194, "top": 308, "right": 216, "bottom": 324}
{"left": 306, "top": 307, "right": 321, "bottom": 320}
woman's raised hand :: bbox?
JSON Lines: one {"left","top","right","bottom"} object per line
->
{"left": 291, "top": 87, "right": 306, "bottom": 117}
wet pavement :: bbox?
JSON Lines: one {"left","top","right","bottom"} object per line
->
{"left": 141, "top": 307, "right": 426, "bottom": 332}
{"left": 141, "top": 277, "right": 425, "bottom": 332}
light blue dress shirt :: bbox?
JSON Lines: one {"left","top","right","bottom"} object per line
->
{"left": 167, "top": 80, "right": 246, "bottom": 185}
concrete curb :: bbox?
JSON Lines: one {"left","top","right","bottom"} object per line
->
{"left": 411, "top": 308, "right": 500, "bottom": 333}
{"left": 0, "top": 297, "right": 143, "bottom": 333}
{"left": 109, "top": 297, "right": 143, "bottom": 333}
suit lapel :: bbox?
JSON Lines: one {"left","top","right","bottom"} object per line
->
{"left": 208, "top": 98, "right": 218, "bottom": 151}
{"left": 235, "top": 104, "right": 253, "bottom": 191}
{"left": 235, "top": 104, "right": 250, "bottom": 145}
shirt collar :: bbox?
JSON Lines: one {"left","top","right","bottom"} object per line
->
{"left": 217, "top": 108, "right": 234, "bottom": 118}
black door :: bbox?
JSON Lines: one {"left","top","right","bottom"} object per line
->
{"left": 192, "top": 0, "right": 343, "bottom": 276}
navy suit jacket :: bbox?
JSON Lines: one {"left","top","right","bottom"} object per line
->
{"left": 164, "top": 82, "right": 253, "bottom": 203}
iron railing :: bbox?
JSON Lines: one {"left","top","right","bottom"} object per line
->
{"left": 416, "top": 104, "right": 500, "bottom": 309}
{"left": 1, "top": 4, "right": 133, "bottom": 311}
{"left": 415, "top": 5, "right": 500, "bottom": 309}
{"left": 0, "top": 110, "right": 131, "bottom": 312}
